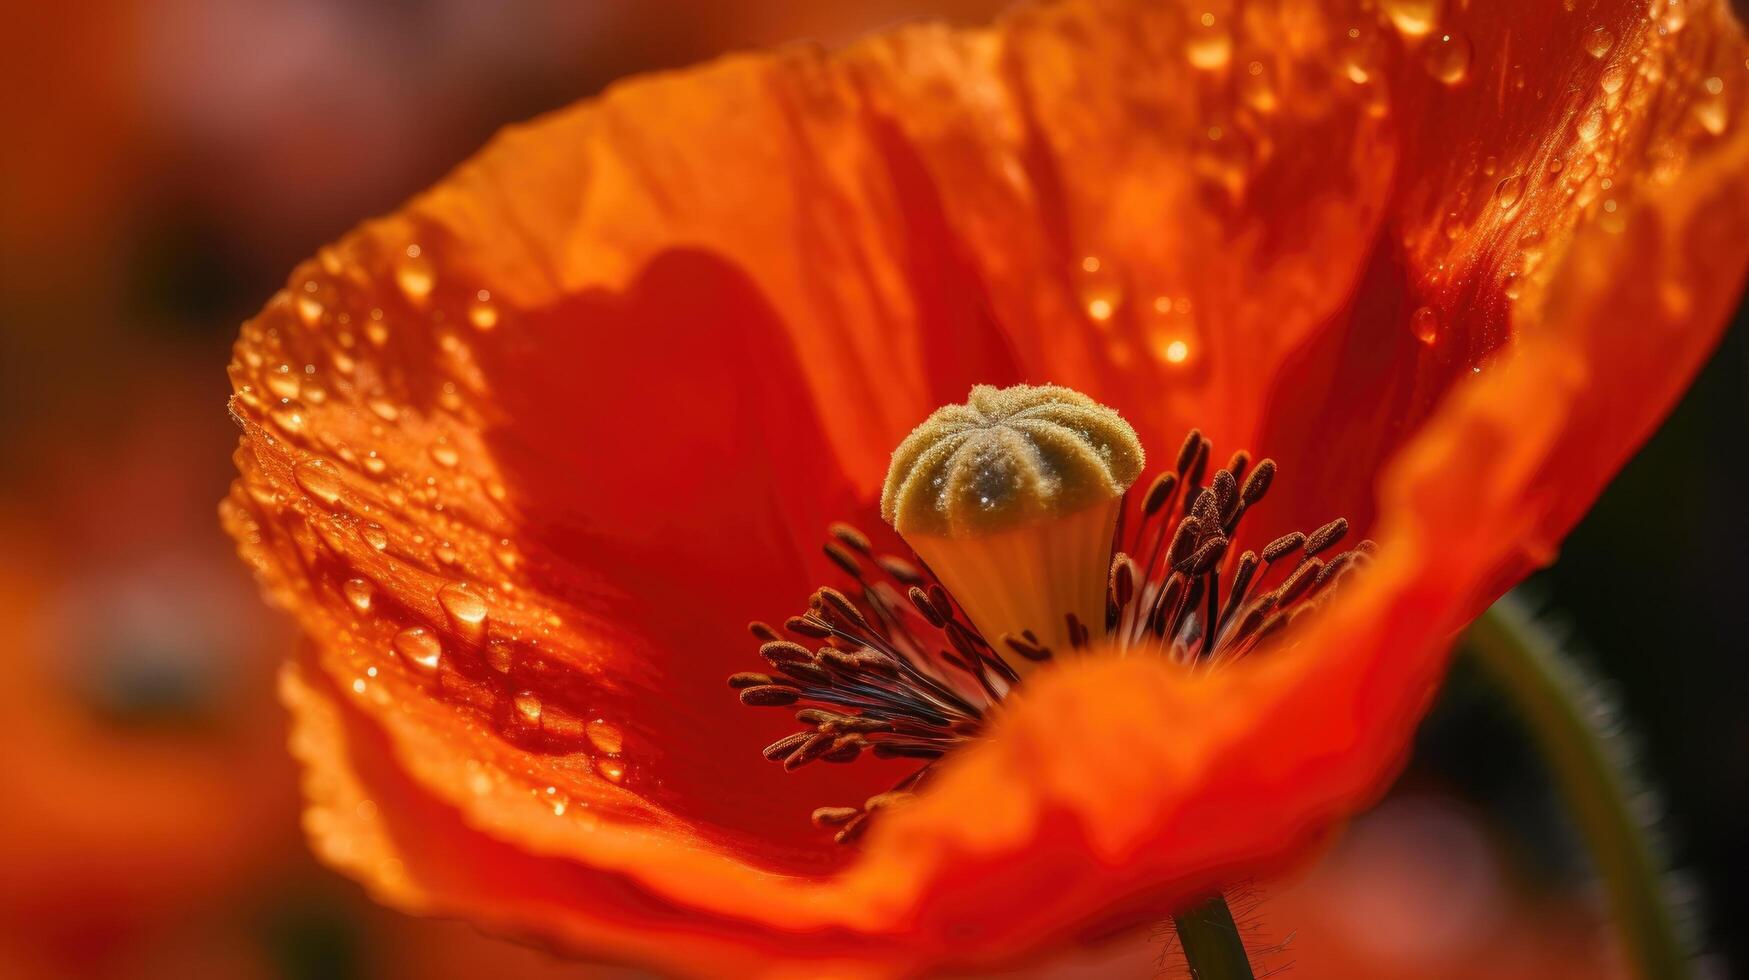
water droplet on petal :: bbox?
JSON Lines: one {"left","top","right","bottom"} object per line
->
{"left": 1695, "top": 77, "right": 1728, "bottom": 135}
{"left": 1425, "top": 32, "right": 1472, "bottom": 85}
{"left": 361, "top": 524, "right": 389, "bottom": 551}
{"left": 1494, "top": 174, "right": 1526, "bottom": 210}
{"left": 393, "top": 627, "right": 442, "bottom": 674}
{"left": 1077, "top": 256, "right": 1124, "bottom": 326}
{"left": 1600, "top": 63, "right": 1628, "bottom": 95}
{"left": 513, "top": 690, "right": 543, "bottom": 725}
{"left": 1411, "top": 306, "right": 1441, "bottom": 345}
{"left": 297, "top": 295, "right": 325, "bottom": 327}
{"left": 586, "top": 719, "right": 624, "bottom": 756}
{"left": 1240, "top": 60, "right": 1278, "bottom": 113}
{"left": 1583, "top": 27, "right": 1614, "bottom": 59}
{"left": 1658, "top": 0, "right": 1687, "bottom": 33}
{"left": 1381, "top": 0, "right": 1441, "bottom": 38}
{"left": 295, "top": 459, "right": 345, "bottom": 507}
{"left": 438, "top": 583, "right": 487, "bottom": 626}
{"left": 368, "top": 398, "right": 400, "bottom": 422}
{"left": 396, "top": 251, "right": 435, "bottom": 305}
{"left": 1338, "top": 24, "right": 1381, "bottom": 85}
{"left": 344, "top": 578, "right": 374, "bottom": 612}
{"left": 430, "top": 443, "right": 460, "bottom": 468}
{"left": 266, "top": 369, "right": 301, "bottom": 400}
{"left": 468, "top": 297, "right": 498, "bottom": 330}
{"left": 1185, "top": 13, "right": 1232, "bottom": 70}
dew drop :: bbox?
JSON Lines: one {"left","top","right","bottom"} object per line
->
{"left": 266, "top": 369, "right": 301, "bottom": 400}
{"left": 1583, "top": 27, "right": 1614, "bottom": 59}
{"left": 1695, "top": 78, "right": 1728, "bottom": 135}
{"left": 1240, "top": 60, "right": 1278, "bottom": 113}
{"left": 368, "top": 398, "right": 400, "bottom": 422}
{"left": 468, "top": 296, "right": 498, "bottom": 331}
{"left": 430, "top": 443, "right": 460, "bottom": 468}
{"left": 271, "top": 405, "right": 307, "bottom": 435}
{"left": 513, "top": 690, "right": 543, "bottom": 725}
{"left": 1600, "top": 63, "right": 1628, "bottom": 95}
{"left": 1076, "top": 256, "right": 1124, "bottom": 326}
{"left": 296, "top": 295, "right": 325, "bottom": 327}
{"left": 344, "top": 578, "right": 374, "bottom": 612}
{"left": 393, "top": 627, "right": 442, "bottom": 674}
{"left": 1494, "top": 174, "right": 1526, "bottom": 210}
{"left": 1338, "top": 25, "right": 1380, "bottom": 85}
{"left": 361, "top": 524, "right": 389, "bottom": 551}
{"left": 586, "top": 719, "right": 624, "bottom": 756}
{"left": 1424, "top": 32, "right": 1472, "bottom": 85}
{"left": 1185, "top": 14, "right": 1232, "bottom": 70}
{"left": 1411, "top": 305, "right": 1441, "bottom": 345}
{"left": 396, "top": 251, "right": 435, "bottom": 305}
{"left": 1658, "top": 0, "right": 1687, "bottom": 33}
{"left": 362, "top": 453, "right": 388, "bottom": 477}
{"left": 1576, "top": 106, "right": 1605, "bottom": 143}
{"left": 598, "top": 759, "right": 627, "bottom": 783}
{"left": 438, "top": 583, "right": 488, "bottom": 626}
{"left": 1380, "top": 0, "right": 1440, "bottom": 38}
{"left": 294, "top": 460, "right": 345, "bottom": 507}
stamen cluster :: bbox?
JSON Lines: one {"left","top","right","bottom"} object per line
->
{"left": 1106, "top": 429, "right": 1373, "bottom": 663}
{"left": 731, "top": 525, "right": 1013, "bottom": 842}
{"left": 731, "top": 427, "right": 1372, "bottom": 842}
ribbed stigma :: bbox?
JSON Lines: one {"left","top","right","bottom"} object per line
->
{"left": 731, "top": 394, "right": 1371, "bottom": 843}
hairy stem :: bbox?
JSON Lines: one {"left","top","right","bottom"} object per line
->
{"left": 1173, "top": 893, "right": 1256, "bottom": 980}
{"left": 1465, "top": 600, "right": 1694, "bottom": 980}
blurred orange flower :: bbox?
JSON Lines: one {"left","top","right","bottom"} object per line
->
{"left": 222, "top": 0, "right": 1749, "bottom": 974}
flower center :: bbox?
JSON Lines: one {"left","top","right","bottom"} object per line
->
{"left": 730, "top": 385, "right": 1371, "bottom": 843}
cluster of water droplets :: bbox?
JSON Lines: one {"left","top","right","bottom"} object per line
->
{"left": 230, "top": 235, "right": 637, "bottom": 803}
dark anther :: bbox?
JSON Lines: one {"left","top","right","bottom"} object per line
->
{"left": 1003, "top": 632, "right": 1052, "bottom": 661}
{"left": 1142, "top": 471, "right": 1178, "bottom": 515}
{"left": 764, "top": 731, "right": 814, "bottom": 760}
{"left": 1174, "top": 428, "right": 1204, "bottom": 476}
{"left": 812, "top": 806, "right": 862, "bottom": 827}
{"left": 1110, "top": 554, "right": 1136, "bottom": 607}
{"left": 824, "top": 541, "right": 864, "bottom": 578}
{"left": 740, "top": 685, "right": 801, "bottom": 707}
{"left": 829, "top": 522, "right": 873, "bottom": 554}
{"left": 908, "top": 586, "right": 945, "bottom": 627}
{"left": 1277, "top": 558, "right": 1324, "bottom": 606}
{"left": 749, "top": 621, "right": 782, "bottom": 642}
{"left": 728, "top": 672, "right": 774, "bottom": 688}
{"left": 759, "top": 640, "right": 813, "bottom": 664}
{"left": 1226, "top": 450, "right": 1250, "bottom": 482}
{"left": 926, "top": 583, "right": 954, "bottom": 622}
{"left": 1305, "top": 518, "right": 1349, "bottom": 556}
{"left": 815, "top": 587, "right": 870, "bottom": 630}
{"left": 1185, "top": 536, "right": 1229, "bottom": 575}
{"left": 877, "top": 555, "right": 925, "bottom": 584}
{"left": 1240, "top": 459, "right": 1276, "bottom": 505}
{"left": 785, "top": 615, "right": 833, "bottom": 638}
{"left": 1261, "top": 531, "right": 1306, "bottom": 562}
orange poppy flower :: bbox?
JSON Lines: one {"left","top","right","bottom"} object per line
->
{"left": 223, "top": 0, "right": 1749, "bottom": 974}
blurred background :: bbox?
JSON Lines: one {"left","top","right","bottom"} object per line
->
{"left": 1, "top": 2, "right": 1744, "bottom": 977}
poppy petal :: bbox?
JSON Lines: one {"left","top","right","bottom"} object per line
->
{"left": 226, "top": 0, "right": 1749, "bottom": 972}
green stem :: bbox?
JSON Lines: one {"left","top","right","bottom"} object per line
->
{"left": 1173, "top": 893, "right": 1256, "bottom": 980}
{"left": 1464, "top": 601, "right": 1693, "bottom": 980}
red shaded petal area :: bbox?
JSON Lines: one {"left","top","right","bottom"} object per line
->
{"left": 225, "top": 0, "right": 1749, "bottom": 973}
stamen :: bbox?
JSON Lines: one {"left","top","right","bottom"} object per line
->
{"left": 730, "top": 384, "right": 1373, "bottom": 842}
